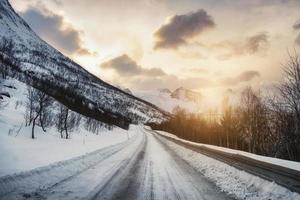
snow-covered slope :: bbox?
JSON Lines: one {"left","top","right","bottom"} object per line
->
{"left": 0, "top": 0, "right": 168, "bottom": 129}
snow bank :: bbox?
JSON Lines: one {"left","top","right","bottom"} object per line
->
{"left": 0, "top": 126, "right": 135, "bottom": 177}
{"left": 157, "top": 133, "right": 300, "bottom": 200}
{"left": 0, "top": 78, "right": 135, "bottom": 177}
{"left": 156, "top": 130, "right": 300, "bottom": 172}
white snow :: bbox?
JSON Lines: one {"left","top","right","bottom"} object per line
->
{"left": 0, "top": 78, "right": 135, "bottom": 177}
{"left": 156, "top": 131, "right": 300, "bottom": 200}
{"left": 155, "top": 130, "right": 300, "bottom": 173}
{"left": 0, "top": 126, "right": 135, "bottom": 177}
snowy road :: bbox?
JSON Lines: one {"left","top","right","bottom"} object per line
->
{"left": 0, "top": 127, "right": 230, "bottom": 200}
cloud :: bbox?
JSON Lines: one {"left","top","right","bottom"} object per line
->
{"left": 293, "top": 20, "right": 300, "bottom": 45}
{"left": 100, "top": 54, "right": 166, "bottom": 77}
{"left": 128, "top": 75, "right": 215, "bottom": 91}
{"left": 100, "top": 56, "right": 259, "bottom": 92}
{"left": 215, "top": 32, "right": 270, "bottom": 59}
{"left": 154, "top": 9, "right": 215, "bottom": 49}
{"left": 296, "top": 35, "right": 300, "bottom": 46}
{"left": 122, "top": 70, "right": 260, "bottom": 91}
{"left": 21, "top": 7, "right": 91, "bottom": 55}
{"left": 245, "top": 33, "right": 269, "bottom": 54}
{"left": 220, "top": 70, "right": 260, "bottom": 86}
{"left": 293, "top": 20, "right": 300, "bottom": 30}
{"left": 189, "top": 68, "right": 208, "bottom": 73}
{"left": 100, "top": 55, "right": 215, "bottom": 90}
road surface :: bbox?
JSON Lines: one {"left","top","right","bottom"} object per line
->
{"left": 0, "top": 127, "right": 231, "bottom": 200}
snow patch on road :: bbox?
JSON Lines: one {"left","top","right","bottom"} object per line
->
{"left": 157, "top": 134, "right": 300, "bottom": 200}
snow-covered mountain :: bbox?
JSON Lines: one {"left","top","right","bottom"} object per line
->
{"left": 171, "top": 87, "right": 202, "bottom": 104}
{"left": 0, "top": 0, "right": 169, "bottom": 129}
{"left": 136, "top": 88, "right": 202, "bottom": 113}
{"left": 159, "top": 88, "right": 172, "bottom": 94}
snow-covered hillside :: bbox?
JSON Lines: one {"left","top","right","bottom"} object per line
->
{"left": 0, "top": 0, "right": 168, "bottom": 129}
{"left": 0, "top": 78, "right": 136, "bottom": 176}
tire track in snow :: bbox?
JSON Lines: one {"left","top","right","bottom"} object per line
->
{"left": 105, "top": 127, "right": 230, "bottom": 200}
{"left": 87, "top": 131, "right": 147, "bottom": 200}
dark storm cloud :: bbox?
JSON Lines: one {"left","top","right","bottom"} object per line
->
{"left": 100, "top": 54, "right": 166, "bottom": 77}
{"left": 154, "top": 9, "right": 215, "bottom": 49}
{"left": 21, "top": 7, "right": 90, "bottom": 55}
{"left": 220, "top": 70, "right": 260, "bottom": 86}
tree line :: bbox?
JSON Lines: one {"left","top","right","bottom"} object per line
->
{"left": 24, "top": 86, "right": 113, "bottom": 139}
{"left": 0, "top": 80, "right": 113, "bottom": 139}
{"left": 149, "top": 54, "right": 300, "bottom": 162}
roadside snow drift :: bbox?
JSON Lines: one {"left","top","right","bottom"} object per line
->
{"left": 155, "top": 131, "right": 300, "bottom": 200}
{"left": 156, "top": 131, "right": 300, "bottom": 172}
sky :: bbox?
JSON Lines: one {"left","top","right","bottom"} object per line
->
{"left": 10, "top": 0, "right": 300, "bottom": 102}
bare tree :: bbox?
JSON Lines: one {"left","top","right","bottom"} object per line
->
{"left": 57, "top": 104, "right": 69, "bottom": 139}
{"left": 25, "top": 88, "right": 34, "bottom": 126}
{"left": 26, "top": 87, "right": 52, "bottom": 139}
{"left": 0, "top": 80, "right": 4, "bottom": 109}
{"left": 239, "top": 87, "right": 271, "bottom": 154}
{"left": 56, "top": 104, "right": 81, "bottom": 139}
{"left": 220, "top": 96, "right": 240, "bottom": 149}
{"left": 275, "top": 53, "right": 300, "bottom": 160}
{"left": 84, "top": 117, "right": 106, "bottom": 134}
{"left": 57, "top": 104, "right": 66, "bottom": 138}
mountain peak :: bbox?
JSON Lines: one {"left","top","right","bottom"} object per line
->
{"left": 171, "top": 87, "right": 202, "bottom": 104}
{"left": 159, "top": 88, "right": 172, "bottom": 94}
{"left": 176, "top": 87, "right": 186, "bottom": 90}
